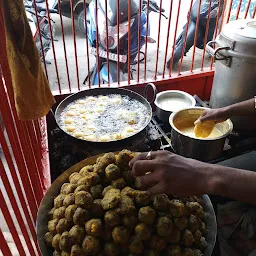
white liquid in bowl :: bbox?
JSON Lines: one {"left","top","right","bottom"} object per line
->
{"left": 159, "top": 98, "right": 191, "bottom": 112}
{"left": 181, "top": 126, "right": 223, "bottom": 139}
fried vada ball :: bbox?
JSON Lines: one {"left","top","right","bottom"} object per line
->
{"left": 61, "top": 251, "right": 70, "bottom": 256}
{"left": 82, "top": 235, "right": 100, "bottom": 255}
{"left": 121, "top": 187, "right": 136, "bottom": 198}
{"left": 74, "top": 184, "right": 90, "bottom": 193}
{"left": 48, "top": 207, "right": 55, "bottom": 220}
{"left": 102, "top": 185, "right": 114, "bottom": 197}
{"left": 54, "top": 194, "right": 66, "bottom": 208}
{"left": 79, "top": 165, "right": 94, "bottom": 176}
{"left": 63, "top": 193, "right": 75, "bottom": 207}
{"left": 44, "top": 232, "right": 54, "bottom": 246}
{"left": 166, "top": 227, "right": 181, "bottom": 244}
{"left": 69, "top": 225, "right": 85, "bottom": 244}
{"left": 116, "top": 195, "right": 136, "bottom": 215}
{"left": 90, "top": 184, "right": 103, "bottom": 199}
{"left": 60, "top": 183, "right": 69, "bottom": 194}
{"left": 104, "top": 242, "right": 120, "bottom": 256}
{"left": 135, "top": 191, "right": 151, "bottom": 207}
{"left": 65, "top": 204, "right": 78, "bottom": 222}
{"left": 105, "top": 164, "right": 121, "bottom": 181}
{"left": 195, "top": 209, "right": 205, "bottom": 220}
{"left": 156, "top": 217, "right": 173, "bottom": 237}
{"left": 135, "top": 177, "right": 147, "bottom": 190}
{"left": 53, "top": 251, "right": 61, "bottom": 256}
{"left": 167, "top": 245, "right": 181, "bottom": 256}
{"left": 61, "top": 184, "right": 77, "bottom": 195}
{"left": 181, "top": 248, "right": 194, "bottom": 256}
{"left": 48, "top": 219, "right": 59, "bottom": 234}
{"left": 169, "top": 200, "right": 185, "bottom": 217}
{"left": 69, "top": 173, "right": 82, "bottom": 184}
{"left": 112, "top": 178, "right": 126, "bottom": 190}
{"left": 182, "top": 229, "right": 194, "bottom": 247}
{"left": 112, "top": 226, "right": 130, "bottom": 245}
{"left": 85, "top": 172, "right": 101, "bottom": 187}
{"left": 116, "top": 150, "right": 134, "bottom": 168}
{"left": 91, "top": 199, "right": 105, "bottom": 218}
{"left": 135, "top": 223, "right": 151, "bottom": 241}
{"left": 174, "top": 216, "right": 188, "bottom": 230}
{"left": 59, "top": 231, "right": 72, "bottom": 252}
{"left": 194, "top": 237, "right": 206, "bottom": 251}
{"left": 151, "top": 235, "right": 166, "bottom": 252}
{"left": 85, "top": 219, "right": 103, "bottom": 236}
{"left": 129, "top": 236, "right": 144, "bottom": 254}
{"left": 53, "top": 206, "right": 66, "bottom": 220}
{"left": 153, "top": 194, "right": 169, "bottom": 212}
{"left": 188, "top": 214, "right": 199, "bottom": 232}
{"left": 70, "top": 244, "right": 83, "bottom": 256}
{"left": 199, "top": 220, "right": 206, "bottom": 234}
{"left": 193, "top": 249, "right": 203, "bottom": 256}
{"left": 194, "top": 229, "right": 202, "bottom": 241}
{"left": 122, "top": 213, "right": 138, "bottom": 229}
{"left": 73, "top": 207, "right": 90, "bottom": 225}
{"left": 75, "top": 191, "right": 93, "bottom": 209}
{"left": 101, "top": 188, "right": 121, "bottom": 210}
{"left": 104, "top": 210, "right": 121, "bottom": 227}
{"left": 76, "top": 177, "right": 88, "bottom": 186}
{"left": 123, "top": 170, "right": 135, "bottom": 185}
{"left": 186, "top": 202, "right": 203, "bottom": 215}
{"left": 138, "top": 206, "right": 156, "bottom": 225}
{"left": 52, "top": 234, "right": 61, "bottom": 251}
{"left": 56, "top": 218, "right": 72, "bottom": 234}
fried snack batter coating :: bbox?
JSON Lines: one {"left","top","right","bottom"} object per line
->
{"left": 56, "top": 218, "right": 72, "bottom": 234}
{"left": 77, "top": 177, "right": 88, "bottom": 186}
{"left": 186, "top": 202, "right": 203, "bottom": 215}
{"left": 112, "top": 178, "right": 126, "bottom": 190}
{"left": 135, "top": 191, "right": 151, "bottom": 207}
{"left": 153, "top": 194, "right": 169, "bottom": 212}
{"left": 167, "top": 245, "right": 181, "bottom": 256}
{"left": 193, "top": 249, "right": 203, "bottom": 256}
{"left": 123, "top": 170, "right": 135, "bottom": 186}
{"left": 44, "top": 232, "right": 54, "bottom": 246}
{"left": 104, "top": 242, "right": 120, "bottom": 256}
{"left": 104, "top": 210, "right": 121, "bottom": 227}
{"left": 169, "top": 200, "right": 185, "bottom": 217}
{"left": 54, "top": 194, "right": 66, "bottom": 208}
{"left": 48, "top": 219, "right": 59, "bottom": 234}
{"left": 70, "top": 244, "right": 84, "bottom": 256}
{"left": 63, "top": 193, "right": 75, "bottom": 207}
{"left": 194, "top": 229, "right": 202, "bottom": 242}
{"left": 116, "top": 195, "right": 136, "bottom": 215}
{"left": 75, "top": 191, "right": 93, "bottom": 209}
{"left": 85, "top": 172, "right": 101, "bottom": 187}
{"left": 181, "top": 248, "right": 194, "bottom": 256}
{"left": 138, "top": 206, "right": 156, "bottom": 225}
{"left": 91, "top": 199, "right": 105, "bottom": 218}
{"left": 82, "top": 235, "right": 100, "bottom": 255}
{"left": 79, "top": 165, "right": 94, "bottom": 176}
{"left": 74, "top": 184, "right": 90, "bottom": 193}
{"left": 61, "top": 251, "right": 70, "bottom": 256}
{"left": 53, "top": 251, "right": 61, "bottom": 256}
{"left": 112, "top": 226, "right": 130, "bottom": 245}
{"left": 69, "top": 173, "right": 82, "bottom": 185}
{"left": 90, "top": 184, "right": 103, "bottom": 199}
{"left": 129, "top": 236, "right": 144, "bottom": 254}
{"left": 195, "top": 237, "right": 206, "bottom": 251}
{"left": 59, "top": 231, "right": 72, "bottom": 252}
{"left": 121, "top": 187, "right": 136, "bottom": 198}
{"left": 69, "top": 225, "right": 85, "bottom": 244}
{"left": 122, "top": 213, "right": 138, "bottom": 228}
{"left": 166, "top": 227, "right": 181, "bottom": 244}
{"left": 174, "top": 216, "right": 188, "bottom": 230}
{"left": 188, "top": 214, "right": 199, "bottom": 232}
{"left": 151, "top": 235, "right": 166, "bottom": 252}
{"left": 102, "top": 185, "right": 114, "bottom": 197}
{"left": 85, "top": 219, "right": 103, "bottom": 236}
{"left": 182, "top": 229, "right": 194, "bottom": 247}
{"left": 53, "top": 206, "right": 66, "bottom": 220}
{"left": 61, "top": 184, "right": 77, "bottom": 195}
{"left": 156, "top": 217, "right": 173, "bottom": 237}
{"left": 116, "top": 150, "right": 134, "bottom": 169}
{"left": 73, "top": 207, "right": 90, "bottom": 225}
{"left": 95, "top": 153, "right": 116, "bottom": 177}
{"left": 48, "top": 207, "right": 55, "bottom": 220}
{"left": 101, "top": 188, "right": 121, "bottom": 210}
{"left": 135, "top": 223, "right": 151, "bottom": 241}
{"left": 105, "top": 164, "right": 121, "bottom": 181}
{"left": 52, "top": 234, "right": 61, "bottom": 251}
{"left": 65, "top": 205, "right": 78, "bottom": 222}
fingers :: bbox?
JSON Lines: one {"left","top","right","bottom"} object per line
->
{"left": 129, "top": 151, "right": 159, "bottom": 168}
{"left": 139, "top": 171, "right": 159, "bottom": 188}
{"left": 130, "top": 160, "right": 157, "bottom": 177}
{"left": 147, "top": 182, "right": 165, "bottom": 197}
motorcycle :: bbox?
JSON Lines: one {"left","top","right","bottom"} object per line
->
{"left": 84, "top": 0, "right": 167, "bottom": 85}
{"left": 166, "top": 0, "right": 224, "bottom": 68}
{"left": 24, "top": 0, "right": 58, "bottom": 64}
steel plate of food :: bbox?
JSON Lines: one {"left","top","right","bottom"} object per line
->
{"left": 37, "top": 150, "right": 217, "bottom": 256}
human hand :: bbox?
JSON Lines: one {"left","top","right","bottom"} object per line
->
{"left": 129, "top": 151, "right": 212, "bottom": 197}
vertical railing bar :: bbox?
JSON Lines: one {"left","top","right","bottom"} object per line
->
{"left": 168, "top": 0, "right": 182, "bottom": 76}
{"left": 137, "top": 0, "right": 142, "bottom": 82}
{"left": 0, "top": 229, "right": 12, "bottom": 256}
{"left": 162, "top": 0, "right": 174, "bottom": 78}
{"left": 226, "top": 0, "right": 234, "bottom": 23}
{"left": 210, "top": 0, "right": 222, "bottom": 69}
{"left": 143, "top": 0, "right": 150, "bottom": 81}
{"left": 116, "top": 0, "right": 120, "bottom": 85}
{"left": 95, "top": 0, "right": 101, "bottom": 86}
{"left": 244, "top": 0, "right": 252, "bottom": 19}
{"left": 83, "top": 0, "right": 91, "bottom": 88}
{"left": 57, "top": 0, "right": 72, "bottom": 92}
{"left": 177, "top": 0, "right": 194, "bottom": 75}
{"left": 31, "top": 0, "right": 49, "bottom": 80}
{"left": 253, "top": 6, "right": 256, "bottom": 18}
{"left": 44, "top": 0, "right": 62, "bottom": 94}
{"left": 0, "top": 188, "right": 34, "bottom": 256}
{"left": 201, "top": 0, "right": 212, "bottom": 70}
{"left": 154, "top": 0, "right": 163, "bottom": 80}
{"left": 70, "top": 0, "right": 80, "bottom": 91}
{"left": 104, "top": 0, "right": 110, "bottom": 85}
{"left": 128, "top": 0, "right": 131, "bottom": 84}
{"left": 219, "top": 0, "right": 227, "bottom": 32}
{"left": 235, "top": 0, "right": 243, "bottom": 20}
{"left": 190, "top": 0, "right": 202, "bottom": 72}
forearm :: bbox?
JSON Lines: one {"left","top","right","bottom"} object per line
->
{"left": 226, "top": 98, "right": 256, "bottom": 117}
{"left": 206, "top": 164, "right": 256, "bottom": 204}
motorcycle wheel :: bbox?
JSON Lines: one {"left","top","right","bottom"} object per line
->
{"left": 77, "top": 8, "right": 90, "bottom": 35}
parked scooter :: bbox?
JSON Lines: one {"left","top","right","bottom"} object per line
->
{"left": 166, "top": 0, "right": 224, "bottom": 68}
{"left": 24, "top": 0, "right": 58, "bottom": 64}
{"left": 84, "top": 0, "right": 167, "bottom": 85}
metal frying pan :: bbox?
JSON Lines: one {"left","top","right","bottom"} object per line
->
{"left": 37, "top": 153, "right": 217, "bottom": 256}
{"left": 54, "top": 87, "right": 154, "bottom": 145}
